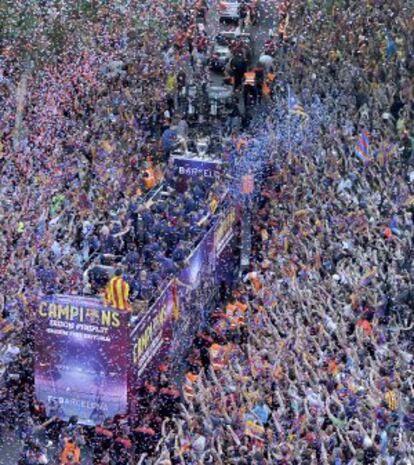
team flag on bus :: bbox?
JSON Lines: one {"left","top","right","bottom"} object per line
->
{"left": 354, "top": 131, "right": 372, "bottom": 163}
{"left": 104, "top": 272, "right": 130, "bottom": 310}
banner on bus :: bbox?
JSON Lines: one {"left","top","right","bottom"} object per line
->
{"left": 34, "top": 295, "right": 129, "bottom": 425}
{"left": 172, "top": 155, "right": 222, "bottom": 180}
{"left": 130, "top": 283, "right": 173, "bottom": 387}
{"left": 171, "top": 226, "right": 216, "bottom": 361}
{"left": 214, "top": 207, "right": 236, "bottom": 255}
{"left": 214, "top": 207, "right": 238, "bottom": 288}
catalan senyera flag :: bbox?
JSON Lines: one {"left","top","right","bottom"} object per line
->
{"left": 244, "top": 419, "right": 265, "bottom": 441}
{"left": 375, "top": 141, "right": 398, "bottom": 167}
{"left": 385, "top": 390, "right": 397, "bottom": 411}
{"left": 287, "top": 86, "right": 308, "bottom": 119}
{"left": 291, "top": 102, "right": 307, "bottom": 118}
{"left": 104, "top": 275, "right": 130, "bottom": 311}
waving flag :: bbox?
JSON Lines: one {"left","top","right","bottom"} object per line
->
{"left": 375, "top": 141, "right": 398, "bottom": 167}
{"left": 241, "top": 174, "right": 254, "bottom": 194}
{"left": 104, "top": 275, "right": 130, "bottom": 310}
{"left": 0, "top": 320, "right": 14, "bottom": 341}
{"left": 244, "top": 418, "right": 265, "bottom": 441}
{"left": 291, "top": 102, "right": 307, "bottom": 118}
{"left": 288, "top": 86, "right": 308, "bottom": 118}
{"left": 360, "top": 267, "right": 376, "bottom": 287}
{"left": 354, "top": 131, "right": 371, "bottom": 163}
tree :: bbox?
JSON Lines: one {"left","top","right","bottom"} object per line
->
{"left": 0, "top": 0, "right": 104, "bottom": 68}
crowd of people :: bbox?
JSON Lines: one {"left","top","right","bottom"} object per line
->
{"left": 0, "top": 0, "right": 214, "bottom": 461}
{"left": 0, "top": 0, "right": 213, "bottom": 303}
{"left": 141, "top": 0, "right": 414, "bottom": 464}
{"left": 1, "top": 0, "right": 213, "bottom": 388}
{"left": 86, "top": 170, "right": 226, "bottom": 305}
{"left": 0, "top": 0, "right": 413, "bottom": 464}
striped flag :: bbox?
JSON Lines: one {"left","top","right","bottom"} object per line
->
{"left": 287, "top": 86, "right": 308, "bottom": 118}
{"left": 244, "top": 419, "right": 265, "bottom": 440}
{"left": 104, "top": 274, "right": 130, "bottom": 310}
{"left": 354, "top": 131, "right": 372, "bottom": 163}
{"left": 385, "top": 390, "right": 397, "bottom": 411}
{"left": 375, "top": 141, "right": 398, "bottom": 167}
{"left": 290, "top": 102, "right": 307, "bottom": 118}
{"left": 241, "top": 174, "right": 254, "bottom": 194}
{"left": 0, "top": 320, "right": 14, "bottom": 342}
{"left": 291, "top": 103, "right": 308, "bottom": 118}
